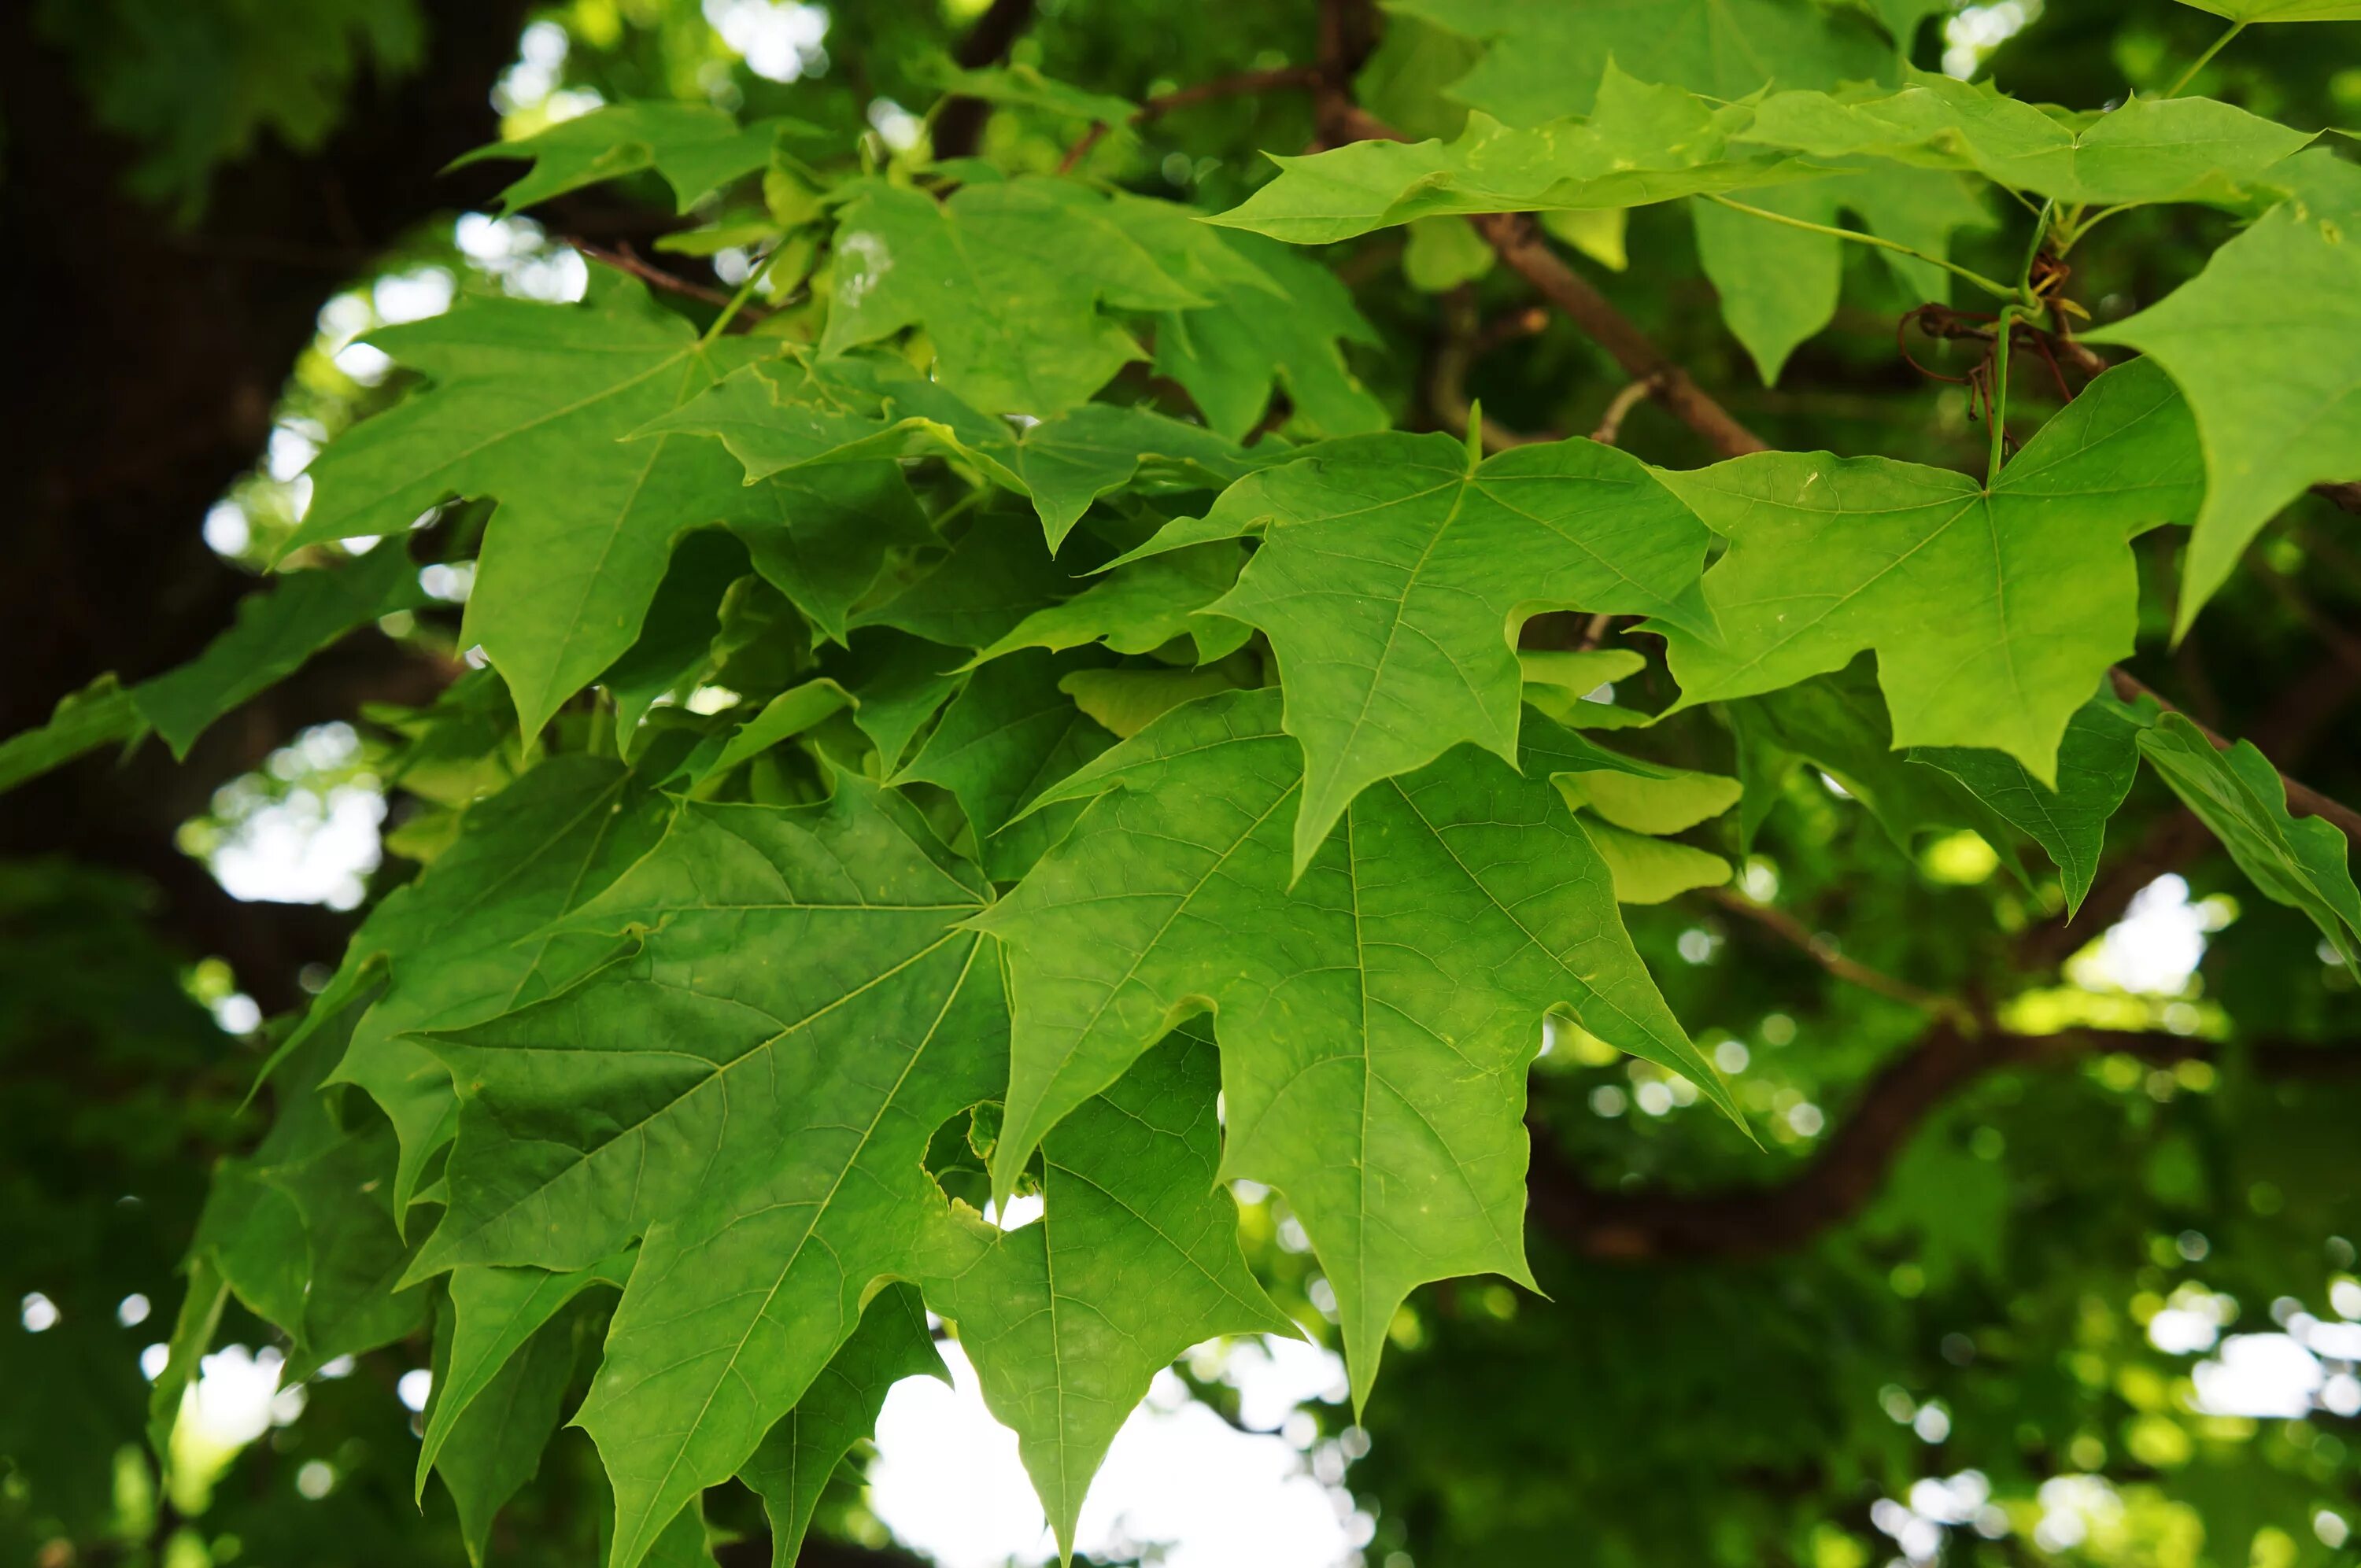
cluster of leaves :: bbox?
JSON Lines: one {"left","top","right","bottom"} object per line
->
{"left": 6, "top": 1, "right": 2360, "bottom": 1566}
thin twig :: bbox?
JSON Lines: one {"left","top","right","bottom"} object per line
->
{"left": 1703, "top": 887, "right": 1971, "bottom": 1020}
{"left": 563, "top": 238, "right": 745, "bottom": 313}
{"left": 1428, "top": 286, "right": 1551, "bottom": 451}
{"left": 2111, "top": 669, "right": 2361, "bottom": 841}
{"left": 1059, "top": 65, "right": 1325, "bottom": 173}
{"left": 1591, "top": 374, "right": 1663, "bottom": 445}
{"left": 1705, "top": 194, "right": 2019, "bottom": 301}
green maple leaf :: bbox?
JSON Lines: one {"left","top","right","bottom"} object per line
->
{"left": 1727, "top": 664, "right": 2020, "bottom": 859}
{"left": 0, "top": 676, "right": 142, "bottom": 797}
{"left": 195, "top": 1028, "right": 429, "bottom": 1378}
{"left": 2138, "top": 713, "right": 2361, "bottom": 965}
{"left": 821, "top": 178, "right": 1217, "bottom": 415}
{"left": 417, "top": 1253, "right": 634, "bottom": 1508}
{"left": 289, "top": 758, "right": 667, "bottom": 1220}
{"left": 851, "top": 505, "right": 1077, "bottom": 651}
{"left": 739, "top": 1284, "right": 944, "bottom": 1568}
{"left": 979, "top": 688, "right": 1732, "bottom": 1406}
{"left": 1, "top": 548, "right": 425, "bottom": 793}
{"left": 1741, "top": 76, "right": 2315, "bottom": 207}
{"left": 1152, "top": 231, "right": 1390, "bottom": 441}
{"left": 1910, "top": 690, "right": 2149, "bottom": 914}
{"left": 286, "top": 278, "right": 787, "bottom": 736}
{"left": 2086, "top": 152, "right": 2361, "bottom": 636}
{"left": 968, "top": 543, "right": 1248, "bottom": 667}
{"left": 599, "top": 530, "right": 752, "bottom": 752}
{"left": 729, "top": 464, "right": 936, "bottom": 644}
{"left": 1582, "top": 820, "right": 1735, "bottom": 902}
{"left": 1128, "top": 428, "right": 1716, "bottom": 873}
{"left": 826, "top": 629, "right": 971, "bottom": 773}
{"left": 1384, "top": 0, "right": 1894, "bottom": 123}
{"left": 1530, "top": 729, "right": 1738, "bottom": 902}
{"left": 146, "top": 1257, "right": 230, "bottom": 1463}
{"left": 1692, "top": 167, "right": 1990, "bottom": 383}
{"left": 135, "top": 544, "right": 428, "bottom": 755}
{"left": 1062, "top": 663, "right": 1253, "bottom": 739}
{"left": 898, "top": 649, "right": 1116, "bottom": 881}
{"left": 1212, "top": 68, "right": 1815, "bottom": 245}
{"left": 399, "top": 782, "right": 1003, "bottom": 1568}
{"left": 646, "top": 351, "right": 1270, "bottom": 552}
{"left": 642, "top": 1500, "right": 720, "bottom": 1568}
{"left": 929, "top": 1028, "right": 1296, "bottom": 1555}
{"left": 2173, "top": 0, "right": 2361, "bottom": 18}
{"left": 420, "top": 1261, "right": 622, "bottom": 1564}
{"left": 1520, "top": 648, "right": 1656, "bottom": 730}
{"left": 684, "top": 679, "right": 854, "bottom": 786}
{"left": 1652, "top": 357, "right": 2203, "bottom": 784}
{"left": 918, "top": 60, "right": 1140, "bottom": 126}
{"left": 453, "top": 102, "right": 811, "bottom": 213}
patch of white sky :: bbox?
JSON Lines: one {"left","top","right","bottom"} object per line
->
{"left": 2068, "top": 873, "right": 2231, "bottom": 997}
{"left": 870, "top": 1335, "right": 1364, "bottom": 1568}
{"left": 1942, "top": 1, "right": 2044, "bottom": 81}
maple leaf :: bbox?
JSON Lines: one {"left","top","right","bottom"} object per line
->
{"left": 285, "top": 757, "right": 667, "bottom": 1219}
{"left": 1740, "top": 75, "right": 2315, "bottom": 208}
{"left": 399, "top": 781, "right": 1003, "bottom": 1567}
{"left": 2172, "top": 0, "right": 2361, "bottom": 18}
{"left": 1384, "top": 0, "right": 1895, "bottom": 123}
{"left": 979, "top": 687, "right": 1734, "bottom": 1407}
{"left": 0, "top": 548, "right": 425, "bottom": 793}
{"left": 820, "top": 178, "right": 1216, "bottom": 415}
{"left": 1692, "top": 167, "right": 1991, "bottom": 383}
{"left": 419, "top": 1256, "right": 628, "bottom": 1562}
{"left": 2138, "top": 713, "right": 2361, "bottom": 965}
{"left": 739, "top": 1285, "right": 944, "bottom": 1568}
{"left": 135, "top": 544, "right": 429, "bottom": 755}
{"left": 645, "top": 350, "right": 1271, "bottom": 551}
{"left": 1151, "top": 231, "right": 1390, "bottom": 441}
{"left": 416, "top": 1253, "right": 633, "bottom": 1511}
{"left": 1651, "top": 357, "right": 2202, "bottom": 784}
{"left": 1910, "top": 690, "right": 2149, "bottom": 914}
{"left": 929, "top": 1028, "right": 1297, "bottom": 1555}
{"left": 192, "top": 1026, "right": 427, "bottom": 1378}
{"left": 1126, "top": 428, "right": 1716, "bottom": 873}
{"left": 2086, "top": 152, "right": 2361, "bottom": 636}
{"left": 966, "top": 543, "right": 1249, "bottom": 667}
{"left": 1213, "top": 68, "right": 1815, "bottom": 245}
{"left": 453, "top": 102, "right": 812, "bottom": 213}
{"left": 896, "top": 649, "right": 1117, "bottom": 880}
{"left": 286, "top": 278, "right": 808, "bottom": 736}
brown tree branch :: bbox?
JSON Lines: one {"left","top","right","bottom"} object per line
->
{"left": 1701, "top": 887, "right": 1969, "bottom": 1020}
{"left": 1528, "top": 1024, "right": 2359, "bottom": 1260}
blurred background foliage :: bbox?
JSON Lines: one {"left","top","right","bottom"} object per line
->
{"left": 1, "top": 2, "right": 2356, "bottom": 1566}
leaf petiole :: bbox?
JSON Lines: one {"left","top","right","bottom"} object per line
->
{"left": 1987, "top": 304, "right": 2026, "bottom": 485}
{"left": 699, "top": 242, "right": 785, "bottom": 344}
{"left": 2167, "top": 19, "right": 2247, "bottom": 98}
{"left": 1701, "top": 194, "right": 2018, "bottom": 302}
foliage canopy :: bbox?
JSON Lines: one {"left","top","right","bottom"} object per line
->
{"left": 6, "top": 2, "right": 2360, "bottom": 1567}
